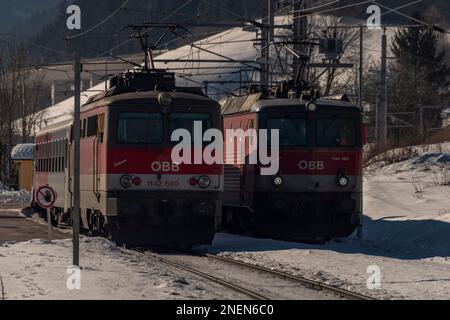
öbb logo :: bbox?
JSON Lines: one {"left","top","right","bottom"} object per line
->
{"left": 298, "top": 161, "right": 324, "bottom": 171}
{"left": 151, "top": 161, "right": 180, "bottom": 173}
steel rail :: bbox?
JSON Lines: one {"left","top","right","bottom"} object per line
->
{"left": 142, "top": 252, "right": 270, "bottom": 300}
{"left": 206, "top": 254, "right": 376, "bottom": 301}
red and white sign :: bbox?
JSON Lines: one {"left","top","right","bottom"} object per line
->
{"left": 36, "top": 186, "right": 57, "bottom": 209}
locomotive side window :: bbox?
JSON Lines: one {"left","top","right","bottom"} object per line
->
{"left": 266, "top": 117, "right": 307, "bottom": 147}
{"left": 86, "top": 115, "right": 98, "bottom": 137}
{"left": 316, "top": 118, "right": 356, "bottom": 147}
{"left": 169, "top": 113, "right": 211, "bottom": 139}
{"left": 81, "top": 119, "right": 87, "bottom": 138}
{"left": 118, "top": 112, "right": 163, "bottom": 144}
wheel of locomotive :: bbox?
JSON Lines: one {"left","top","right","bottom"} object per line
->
{"left": 237, "top": 207, "right": 255, "bottom": 235}
{"left": 222, "top": 207, "right": 235, "bottom": 232}
{"left": 91, "top": 211, "right": 107, "bottom": 237}
{"left": 60, "top": 209, "right": 71, "bottom": 225}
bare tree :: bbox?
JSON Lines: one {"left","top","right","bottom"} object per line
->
{"left": 307, "top": 16, "right": 359, "bottom": 97}
{"left": 0, "top": 43, "right": 44, "bottom": 186}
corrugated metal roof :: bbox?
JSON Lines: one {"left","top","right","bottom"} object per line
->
{"left": 221, "top": 93, "right": 263, "bottom": 115}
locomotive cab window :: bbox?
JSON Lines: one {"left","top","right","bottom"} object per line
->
{"left": 169, "top": 113, "right": 212, "bottom": 141}
{"left": 266, "top": 117, "right": 307, "bottom": 147}
{"left": 118, "top": 112, "right": 163, "bottom": 144}
{"left": 316, "top": 117, "right": 356, "bottom": 147}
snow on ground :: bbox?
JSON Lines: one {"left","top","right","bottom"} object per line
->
{"left": 210, "top": 143, "right": 450, "bottom": 300}
{"left": 0, "top": 237, "right": 241, "bottom": 300}
{"left": 0, "top": 186, "right": 31, "bottom": 205}
{"left": 1, "top": 144, "right": 449, "bottom": 300}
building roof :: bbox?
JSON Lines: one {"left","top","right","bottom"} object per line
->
{"left": 11, "top": 144, "right": 35, "bottom": 161}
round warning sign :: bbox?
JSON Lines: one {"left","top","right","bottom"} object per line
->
{"left": 36, "top": 186, "right": 57, "bottom": 209}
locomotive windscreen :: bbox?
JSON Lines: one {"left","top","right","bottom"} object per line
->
{"left": 117, "top": 112, "right": 163, "bottom": 144}
{"left": 316, "top": 118, "right": 356, "bottom": 147}
{"left": 266, "top": 117, "right": 307, "bottom": 147}
{"left": 262, "top": 113, "right": 359, "bottom": 148}
{"left": 169, "top": 113, "right": 212, "bottom": 138}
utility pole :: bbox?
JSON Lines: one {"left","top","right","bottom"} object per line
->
{"left": 73, "top": 53, "right": 81, "bottom": 267}
{"left": 359, "top": 26, "right": 364, "bottom": 109}
{"left": 292, "top": 0, "right": 307, "bottom": 83}
{"left": 379, "top": 30, "right": 388, "bottom": 147}
{"left": 268, "top": 0, "right": 275, "bottom": 85}
{"left": 260, "top": 0, "right": 275, "bottom": 86}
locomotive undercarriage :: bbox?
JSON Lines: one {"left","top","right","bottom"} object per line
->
{"left": 223, "top": 192, "right": 362, "bottom": 242}
{"left": 35, "top": 191, "right": 221, "bottom": 247}
{"left": 102, "top": 191, "right": 221, "bottom": 247}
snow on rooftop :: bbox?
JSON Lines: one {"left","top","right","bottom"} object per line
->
{"left": 11, "top": 144, "right": 35, "bottom": 161}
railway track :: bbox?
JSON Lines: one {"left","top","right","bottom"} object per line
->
{"left": 141, "top": 251, "right": 271, "bottom": 300}
{"left": 139, "top": 249, "right": 375, "bottom": 300}
{"left": 206, "top": 254, "right": 376, "bottom": 301}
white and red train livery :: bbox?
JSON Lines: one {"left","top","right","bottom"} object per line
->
{"left": 221, "top": 92, "right": 364, "bottom": 241}
{"left": 33, "top": 71, "right": 223, "bottom": 246}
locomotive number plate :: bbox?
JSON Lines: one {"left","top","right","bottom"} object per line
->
{"left": 147, "top": 180, "right": 180, "bottom": 188}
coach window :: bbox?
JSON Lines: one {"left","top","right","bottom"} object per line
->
{"left": 42, "top": 143, "right": 46, "bottom": 172}
{"left": 49, "top": 142, "right": 52, "bottom": 172}
{"left": 54, "top": 141, "right": 57, "bottom": 172}
{"left": 36, "top": 145, "right": 40, "bottom": 172}
{"left": 51, "top": 141, "right": 55, "bottom": 173}
{"left": 42, "top": 144, "right": 45, "bottom": 172}
{"left": 56, "top": 140, "right": 60, "bottom": 172}
{"left": 48, "top": 142, "right": 51, "bottom": 172}
{"left": 64, "top": 139, "right": 68, "bottom": 169}
{"left": 60, "top": 140, "right": 64, "bottom": 172}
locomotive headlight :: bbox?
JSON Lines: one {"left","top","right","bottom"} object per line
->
{"left": 158, "top": 93, "right": 173, "bottom": 106}
{"left": 120, "top": 175, "right": 133, "bottom": 188}
{"left": 198, "top": 176, "right": 211, "bottom": 189}
{"left": 306, "top": 102, "right": 317, "bottom": 112}
{"left": 132, "top": 176, "right": 142, "bottom": 186}
{"left": 337, "top": 175, "right": 349, "bottom": 188}
{"left": 273, "top": 176, "right": 284, "bottom": 187}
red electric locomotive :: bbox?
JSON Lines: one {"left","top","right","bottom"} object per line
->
{"left": 221, "top": 88, "right": 364, "bottom": 242}
{"left": 33, "top": 70, "right": 223, "bottom": 247}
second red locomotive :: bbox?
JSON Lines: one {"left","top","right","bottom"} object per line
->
{"left": 221, "top": 88, "right": 364, "bottom": 242}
